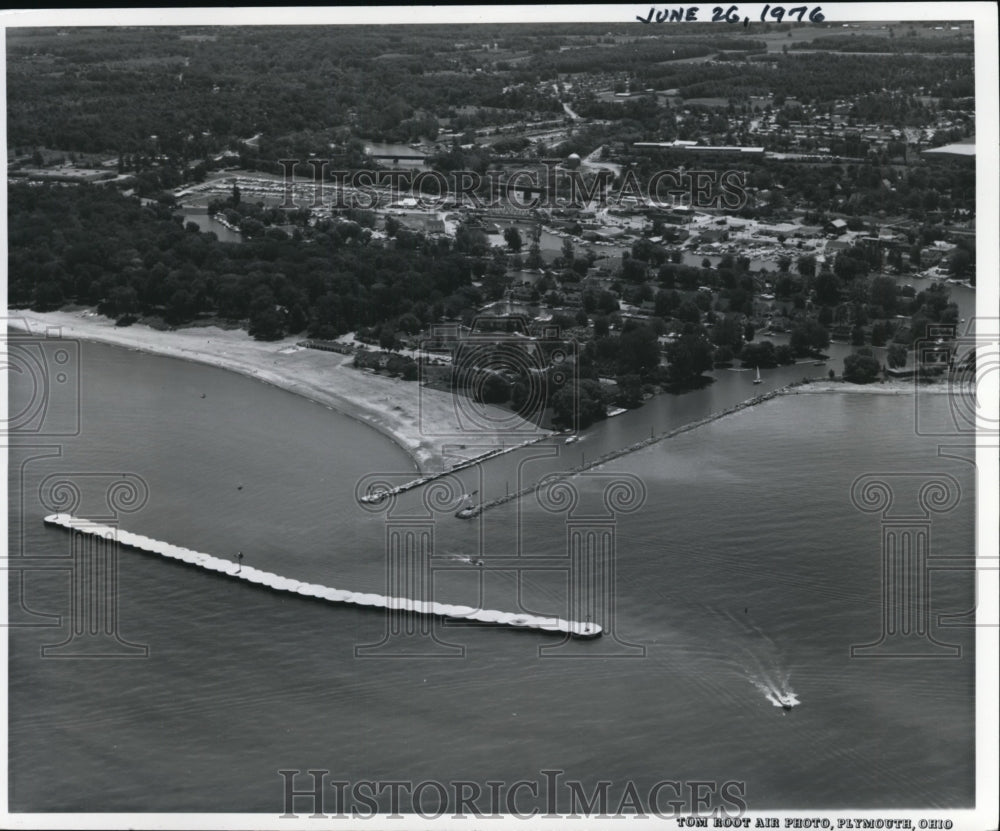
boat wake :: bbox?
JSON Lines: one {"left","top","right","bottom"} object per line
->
{"left": 750, "top": 674, "right": 800, "bottom": 710}
{"left": 716, "top": 608, "right": 800, "bottom": 711}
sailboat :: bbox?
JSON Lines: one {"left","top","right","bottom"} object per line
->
{"left": 753, "top": 366, "right": 763, "bottom": 385}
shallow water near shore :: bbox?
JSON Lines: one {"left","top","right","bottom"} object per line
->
{"left": 7, "top": 339, "right": 975, "bottom": 812}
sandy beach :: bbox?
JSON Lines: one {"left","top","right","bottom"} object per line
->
{"left": 7, "top": 310, "right": 954, "bottom": 475}
{"left": 7, "top": 310, "right": 549, "bottom": 472}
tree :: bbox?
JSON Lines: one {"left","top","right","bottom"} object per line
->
{"left": 789, "top": 320, "right": 830, "bottom": 356}
{"left": 101, "top": 285, "right": 139, "bottom": 318}
{"left": 868, "top": 275, "right": 897, "bottom": 316}
{"left": 621, "top": 257, "right": 647, "bottom": 283}
{"left": 477, "top": 372, "right": 510, "bottom": 404}
{"left": 551, "top": 380, "right": 607, "bottom": 430}
{"left": 615, "top": 374, "right": 644, "bottom": 409}
{"left": 617, "top": 324, "right": 661, "bottom": 377}
{"left": 949, "top": 246, "right": 972, "bottom": 279}
{"left": 740, "top": 341, "right": 777, "bottom": 368}
{"left": 654, "top": 289, "right": 678, "bottom": 318}
{"left": 665, "top": 334, "right": 713, "bottom": 385}
{"left": 797, "top": 254, "right": 817, "bottom": 279}
{"left": 712, "top": 315, "right": 744, "bottom": 352}
{"left": 397, "top": 313, "right": 422, "bottom": 336}
{"left": 165, "top": 288, "right": 195, "bottom": 325}
{"left": 561, "top": 237, "right": 575, "bottom": 268}
{"left": 596, "top": 290, "right": 619, "bottom": 315}
{"left": 774, "top": 344, "right": 796, "bottom": 365}
{"left": 843, "top": 351, "right": 881, "bottom": 383}
{"left": 814, "top": 271, "right": 841, "bottom": 306}
{"left": 455, "top": 223, "right": 488, "bottom": 256}
{"left": 379, "top": 323, "right": 398, "bottom": 351}
{"left": 713, "top": 345, "right": 734, "bottom": 366}
{"left": 248, "top": 306, "right": 286, "bottom": 341}
{"left": 31, "top": 281, "right": 64, "bottom": 312}
{"left": 675, "top": 301, "right": 701, "bottom": 325}
{"left": 525, "top": 242, "right": 543, "bottom": 270}
{"left": 870, "top": 320, "right": 889, "bottom": 346}
{"left": 887, "top": 343, "right": 907, "bottom": 369}
{"left": 834, "top": 249, "right": 868, "bottom": 282}
{"left": 503, "top": 226, "right": 523, "bottom": 253}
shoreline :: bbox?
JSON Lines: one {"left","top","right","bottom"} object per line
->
{"left": 7, "top": 310, "right": 548, "bottom": 473}
{"left": 473, "top": 385, "right": 793, "bottom": 516}
{"left": 470, "top": 376, "right": 953, "bottom": 515}
{"left": 8, "top": 310, "right": 952, "bottom": 484}
{"left": 788, "top": 378, "right": 954, "bottom": 395}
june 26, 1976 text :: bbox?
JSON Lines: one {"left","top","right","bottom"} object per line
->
{"left": 637, "top": 5, "right": 825, "bottom": 26}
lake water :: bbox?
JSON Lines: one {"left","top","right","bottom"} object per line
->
{"left": 7, "top": 339, "right": 975, "bottom": 813}
{"left": 178, "top": 209, "right": 244, "bottom": 244}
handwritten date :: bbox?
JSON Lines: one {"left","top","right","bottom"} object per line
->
{"left": 637, "top": 5, "right": 825, "bottom": 25}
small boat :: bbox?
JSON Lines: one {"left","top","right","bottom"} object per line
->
{"left": 565, "top": 435, "right": 579, "bottom": 444}
{"left": 813, "top": 361, "right": 826, "bottom": 366}
{"left": 776, "top": 692, "right": 797, "bottom": 711}
{"left": 753, "top": 366, "right": 763, "bottom": 385}
{"left": 455, "top": 490, "right": 479, "bottom": 519}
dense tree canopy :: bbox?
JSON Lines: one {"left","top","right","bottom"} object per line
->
{"left": 7, "top": 183, "right": 479, "bottom": 340}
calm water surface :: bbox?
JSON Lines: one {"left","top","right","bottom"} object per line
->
{"left": 8, "top": 340, "right": 974, "bottom": 812}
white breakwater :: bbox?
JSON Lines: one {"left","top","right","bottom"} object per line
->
{"left": 43, "top": 514, "right": 602, "bottom": 638}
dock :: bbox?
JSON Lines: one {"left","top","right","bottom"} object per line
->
{"left": 42, "top": 514, "right": 602, "bottom": 639}
{"left": 357, "top": 432, "right": 555, "bottom": 505}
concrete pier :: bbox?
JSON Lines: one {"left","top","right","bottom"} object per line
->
{"left": 42, "top": 514, "right": 602, "bottom": 638}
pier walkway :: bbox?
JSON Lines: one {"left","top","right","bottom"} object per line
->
{"left": 43, "top": 513, "right": 601, "bottom": 638}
